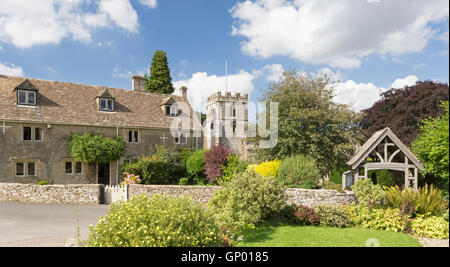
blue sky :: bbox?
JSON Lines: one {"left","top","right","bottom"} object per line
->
{"left": 0, "top": 0, "right": 449, "bottom": 112}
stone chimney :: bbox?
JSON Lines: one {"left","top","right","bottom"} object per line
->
{"left": 131, "top": 75, "right": 147, "bottom": 92}
{"left": 180, "top": 86, "right": 188, "bottom": 99}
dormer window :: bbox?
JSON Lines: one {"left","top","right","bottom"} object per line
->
{"left": 170, "top": 104, "right": 178, "bottom": 116}
{"left": 96, "top": 89, "right": 115, "bottom": 112}
{"left": 17, "top": 90, "right": 36, "bottom": 105}
{"left": 165, "top": 104, "right": 178, "bottom": 116}
{"left": 100, "top": 98, "right": 114, "bottom": 112}
{"left": 14, "top": 79, "right": 39, "bottom": 106}
{"left": 161, "top": 97, "right": 179, "bottom": 117}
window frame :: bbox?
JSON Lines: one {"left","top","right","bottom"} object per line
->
{"left": 65, "top": 161, "right": 73, "bottom": 175}
{"left": 64, "top": 160, "right": 83, "bottom": 175}
{"left": 170, "top": 104, "right": 178, "bottom": 116}
{"left": 75, "top": 162, "right": 83, "bottom": 174}
{"left": 14, "top": 161, "right": 38, "bottom": 177}
{"left": 27, "top": 162, "right": 36, "bottom": 176}
{"left": 17, "top": 90, "right": 36, "bottom": 106}
{"left": 99, "top": 98, "right": 115, "bottom": 112}
{"left": 165, "top": 104, "right": 179, "bottom": 117}
{"left": 15, "top": 162, "right": 25, "bottom": 177}
{"left": 22, "top": 126, "right": 44, "bottom": 142}
{"left": 126, "top": 130, "right": 140, "bottom": 144}
{"left": 174, "top": 132, "right": 187, "bottom": 145}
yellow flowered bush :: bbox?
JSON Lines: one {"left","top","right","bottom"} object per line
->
{"left": 411, "top": 214, "right": 449, "bottom": 239}
{"left": 346, "top": 205, "right": 450, "bottom": 239}
{"left": 253, "top": 159, "right": 280, "bottom": 177}
{"left": 87, "top": 194, "right": 221, "bottom": 247}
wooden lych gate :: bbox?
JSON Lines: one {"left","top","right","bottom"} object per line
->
{"left": 342, "top": 127, "right": 424, "bottom": 190}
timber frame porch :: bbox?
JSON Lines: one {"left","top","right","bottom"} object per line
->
{"left": 343, "top": 127, "right": 424, "bottom": 190}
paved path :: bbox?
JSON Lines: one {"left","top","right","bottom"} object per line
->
{"left": 417, "top": 237, "right": 450, "bottom": 247}
{"left": 0, "top": 203, "right": 109, "bottom": 247}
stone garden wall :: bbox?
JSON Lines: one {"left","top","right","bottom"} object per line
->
{"left": 285, "top": 188, "right": 357, "bottom": 207}
{"left": 129, "top": 185, "right": 357, "bottom": 207}
{"left": 0, "top": 183, "right": 357, "bottom": 206}
{"left": 0, "top": 183, "right": 102, "bottom": 205}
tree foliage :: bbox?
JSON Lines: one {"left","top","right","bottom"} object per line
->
{"left": 258, "top": 71, "right": 363, "bottom": 174}
{"left": 69, "top": 133, "right": 126, "bottom": 163}
{"left": 146, "top": 50, "right": 175, "bottom": 94}
{"left": 362, "top": 81, "right": 449, "bottom": 146}
{"left": 412, "top": 101, "right": 449, "bottom": 191}
{"left": 204, "top": 145, "right": 231, "bottom": 184}
{"left": 351, "top": 178, "right": 386, "bottom": 209}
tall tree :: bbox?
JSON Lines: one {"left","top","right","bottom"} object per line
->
{"left": 361, "top": 81, "right": 449, "bottom": 146}
{"left": 146, "top": 50, "right": 175, "bottom": 94}
{"left": 412, "top": 101, "right": 449, "bottom": 192}
{"left": 256, "top": 71, "right": 363, "bottom": 174}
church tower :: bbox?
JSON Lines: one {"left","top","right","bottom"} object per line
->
{"left": 204, "top": 92, "right": 249, "bottom": 157}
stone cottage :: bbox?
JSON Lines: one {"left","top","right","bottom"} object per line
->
{"left": 0, "top": 75, "right": 202, "bottom": 185}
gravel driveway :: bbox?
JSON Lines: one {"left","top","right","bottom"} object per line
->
{"left": 0, "top": 202, "right": 109, "bottom": 247}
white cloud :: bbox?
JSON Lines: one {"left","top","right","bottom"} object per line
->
{"left": 230, "top": 0, "right": 449, "bottom": 69}
{"left": 173, "top": 70, "right": 257, "bottom": 112}
{"left": 333, "top": 75, "right": 420, "bottom": 111}
{"left": 138, "top": 0, "right": 158, "bottom": 9}
{"left": 0, "top": 62, "right": 24, "bottom": 76}
{"left": 317, "top": 67, "right": 343, "bottom": 82}
{"left": 173, "top": 64, "right": 288, "bottom": 111}
{"left": 99, "top": 0, "right": 138, "bottom": 33}
{"left": 0, "top": 0, "right": 140, "bottom": 48}
{"left": 437, "top": 31, "right": 449, "bottom": 43}
{"left": 390, "top": 75, "right": 419, "bottom": 89}
{"left": 263, "top": 64, "right": 285, "bottom": 82}
{"left": 332, "top": 80, "right": 387, "bottom": 112}
{"left": 113, "top": 65, "right": 148, "bottom": 79}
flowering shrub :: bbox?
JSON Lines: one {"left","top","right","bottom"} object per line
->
{"left": 186, "top": 150, "right": 206, "bottom": 181}
{"left": 204, "top": 145, "right": 231, "bottom": 184}
{"left": 120, "top": 172, "right": 142, "bottom": 186}
{"left": 254, "top": 159, "right": 280, "bottom": 177}
{"left": 412, "top": 215, "right": 449, "bottom": 239}
{"left": 209, "top": 170, "right": 287, "bottom": 236}
{"left": 345, "top": 205, "right": 450, "bottom": 238}
{"left": 219, "top": 154, "right": 250, "bottom": 185}
{"left": 121, "top": 156, "right": 172, "bottom": 185}
{"left": 315, "top": 205, "right": 352, "bottom": 228}
{"left": 277, "top": 155, "right": 320, "bottom": 189}
{"left": 351, "top": 178, "right": 385, "bottom": 209}
{"left": 88, "top": 194, "right": 221, "bottom": 247}
{"left": 293, "top": 205, "right": 320, "bottom": 226}
{"left": 345, "top": 205, "right": 403, "bottom": 232}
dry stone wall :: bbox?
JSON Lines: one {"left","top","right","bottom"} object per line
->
{"left": 129, "top": 185, "right": 357, "bottom": 207}
{"left": 0, "top": 183, "right": 356, "bottom": 206}
{"left": 0, "top": 183, "right": 102, "bottom": 205}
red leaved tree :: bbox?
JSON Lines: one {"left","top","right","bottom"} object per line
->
{"left": 204, "top": 145, "right": 231, "bottom": 184}
{"left": 362, "top": 80, "right": 449, "bottom": 146}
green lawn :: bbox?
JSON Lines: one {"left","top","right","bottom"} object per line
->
{"left": 236, "top": 225, "right": 421, "bottom": 247}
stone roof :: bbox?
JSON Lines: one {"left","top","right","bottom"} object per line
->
{"left": 0, "top": 75, "right": 200, "bottom": 130}
{"left": 347, "top": 127, "right": 424, "bottom": 170}
{"left": 14, "top": 79, "right": 39, "bottom": 91}
{"left": 96, "top": 88, "right": 115, "bottom": 99}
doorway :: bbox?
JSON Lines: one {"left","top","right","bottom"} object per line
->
{"left": 98, "top": 163, "right": 110, "bottom": 185}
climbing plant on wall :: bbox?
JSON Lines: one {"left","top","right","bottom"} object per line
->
{"left": 69, "top": 133, "right": 126, "bottom": 163}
